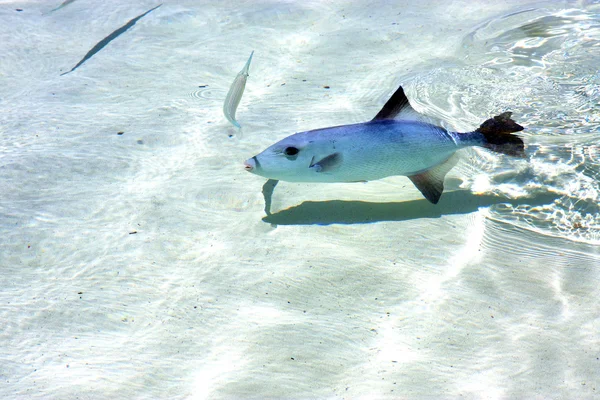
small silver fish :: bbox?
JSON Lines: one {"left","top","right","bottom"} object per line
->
{"left": 223, "top": 51, "right": 254, "bottom": 128}
{"left": 244, "top": 85, "right": 525, "bottom": 204}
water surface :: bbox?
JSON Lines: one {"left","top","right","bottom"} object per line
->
{"left": 1, "top": 1, "right": 599, "bottom": 399}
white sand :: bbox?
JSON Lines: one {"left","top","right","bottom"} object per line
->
{"left": 1, "top": 1, "right": 599, "bottom": 398}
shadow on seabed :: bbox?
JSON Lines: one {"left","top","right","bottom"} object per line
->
{"left": 262, "top": 190, "right": 559, "bottom": 226}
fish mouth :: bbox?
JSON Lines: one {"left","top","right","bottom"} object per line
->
{"left": 244, "top": 156, "right": 257, "bottom": 172}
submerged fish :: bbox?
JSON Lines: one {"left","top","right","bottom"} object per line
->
{"left": 50, "top": 0, "right": 77, "bottom": 13}
{"left": 223, "top": 51, "right": 254, "bottom": 128}
{"left": 60, "top": 4, "right": 162, "bottom": 76}
{"left": 244, "top": 85, "right": 525, "bottom": 204}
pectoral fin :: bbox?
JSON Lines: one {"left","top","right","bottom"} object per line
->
{"left": 408, "top": 155, "right": 458, "bottom": 204}
{"left": 309, "top": 153, "right": 342, "bottom": 173}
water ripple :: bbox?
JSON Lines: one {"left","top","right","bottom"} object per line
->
{"left": 404, "top": 8, "right": 600, "bottom": 244}
{"left": 189, "top": 86, "right": 224, "bottom": 100}
{"left": 463, "top": 8, "right": 600, "bottom": 69}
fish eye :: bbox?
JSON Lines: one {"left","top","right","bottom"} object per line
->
{"left": 284, "top": 147, "right": 299, "bottom": 157}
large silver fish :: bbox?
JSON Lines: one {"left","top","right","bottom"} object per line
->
{"left": 244, "top": 85, "right": 524, "bottom": 204}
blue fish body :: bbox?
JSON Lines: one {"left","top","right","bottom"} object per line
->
{"left": 247, "top": 119, "right": 481, "bottom": 183}
{"left": 245, "top": 85, "right": 524, "bottom": 204}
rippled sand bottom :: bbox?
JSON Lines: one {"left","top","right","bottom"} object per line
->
{"left": 1, "top": 1, "right": 599, "bottom": 399}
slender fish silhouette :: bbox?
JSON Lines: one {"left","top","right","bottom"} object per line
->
{"left": 50, "top": 0, "right": 77, "bottom": 13}
{"left": 60, "top": 4, "right": 162, "bottom": 76}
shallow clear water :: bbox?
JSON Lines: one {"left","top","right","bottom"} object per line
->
{"left": 1, "top": 1, "right": 599, "bottom": 399}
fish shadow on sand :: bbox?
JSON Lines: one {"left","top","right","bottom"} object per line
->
{"left": 262, "top": 190, "right": 559, "bottom": 226}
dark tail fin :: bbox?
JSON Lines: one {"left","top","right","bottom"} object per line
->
{"left": 476, "top": 112, "right": 525, "bottom": 158}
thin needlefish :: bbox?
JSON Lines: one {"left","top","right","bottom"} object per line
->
{"left": 223, "top": 51, "right": 254, "bottom": 128}
{"left": 244, "top": 84, "right": 525, "bottom": 204}
{"left": 60, "top": 4, "right": 162, "bottom": 76}
{"left": 50, "top": 0, "right": 77, "bottom": 13}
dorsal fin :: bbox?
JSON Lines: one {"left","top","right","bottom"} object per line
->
{"left": 407, "top": 155, "right": 458, "bottom": 204}
{"left": 372, "top": 85, "right": 420, "bottom": 121}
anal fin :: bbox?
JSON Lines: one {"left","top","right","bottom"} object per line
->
{"left": 408, "top": 155, "right": 458, "bottom": 204}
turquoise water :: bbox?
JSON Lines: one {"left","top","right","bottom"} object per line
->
{"left": 1, "top": 1, "right": 599, "bottom": 398}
